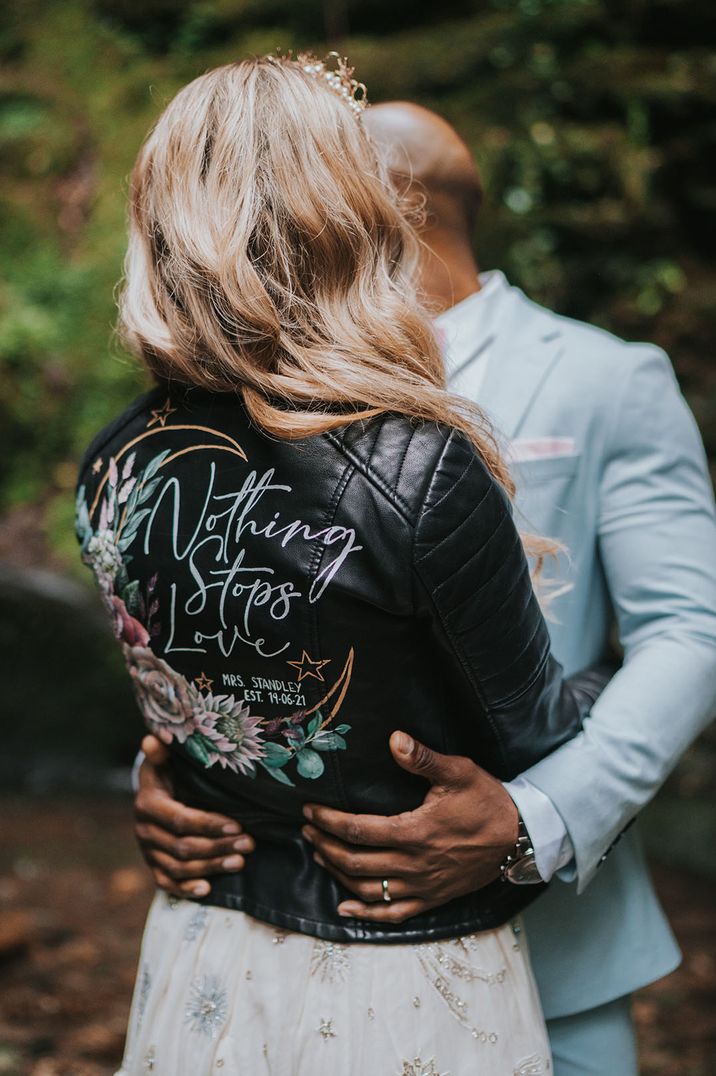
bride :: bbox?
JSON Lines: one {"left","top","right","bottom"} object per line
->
{"left": 76, "top": 52, "right": 606, "bottom": 1075}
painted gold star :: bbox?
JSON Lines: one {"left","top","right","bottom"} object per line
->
{"left": 147, "top": 398, "right": 177, "bottom": 428}
{"left": 91, "top": 456, "right": 103, "bottom": 474}
{"left": 194, "top": 671, "right": 214, "bottom": 692}
{"left": 286, "top": 650, "right": 331, "bottom": 683}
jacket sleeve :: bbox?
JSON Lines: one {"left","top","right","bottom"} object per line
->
{"left": 411, "top": 428, "right": 612, "bottom": 780}
{"left": 519, "top": 347, "right": 716, "bottom": 891}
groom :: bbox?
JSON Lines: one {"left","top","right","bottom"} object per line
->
{"left": 132, "top": 103, "right": 716, "bottom": 1073}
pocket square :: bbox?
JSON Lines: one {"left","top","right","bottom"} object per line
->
{"left": 509, "top": 437, "right": 577, "bottom": 462}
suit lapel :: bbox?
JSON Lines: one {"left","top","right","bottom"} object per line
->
{"left": 476, "top": 288, "right": 564, "bottom": 439}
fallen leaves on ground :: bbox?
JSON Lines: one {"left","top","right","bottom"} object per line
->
{"left": 0, "top": 798, "right": 713, "bottom": 1075}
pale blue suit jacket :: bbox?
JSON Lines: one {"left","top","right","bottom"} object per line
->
{"left": 449, "top": 274, "right": 716, "bottom": 1020}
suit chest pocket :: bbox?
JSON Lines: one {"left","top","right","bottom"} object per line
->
{"left": 512, "top": 454, "right": 581, "bottom": 487}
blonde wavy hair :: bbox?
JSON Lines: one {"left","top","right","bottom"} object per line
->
{"left": 120, "top": 54, "right": 553, "bottom": 566}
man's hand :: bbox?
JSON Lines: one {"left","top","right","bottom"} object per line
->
{"left": 301, "top": 731, "right": 519, "bottom": 924}
{"left": 134, "top": 735, "right": 255, "bottom": 899}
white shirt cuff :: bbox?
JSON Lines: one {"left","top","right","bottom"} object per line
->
{"left": 131, "top": 750, "right": 145, "bottom": 793}
{"left": 503, "top": 776, "right": 575, "bottom": 882}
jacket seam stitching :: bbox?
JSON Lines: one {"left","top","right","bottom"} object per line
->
{"left": 416, "top": 482, "right": 495, "bottom": 561}
{"left": 324, "top": 430, "right": 414, "bottom": 523}
{"left": 416, "top": 498, "right": 512, "bottom": 573}
{"left": 410, "top": 431, "right": 456, "bottom": 565}
{"left": 445, "top": 533, "right": 522, "bottom": 618}
{"left": 597, "top": 353, "right": 649, "bottom": 510}
{"left": 450, "top": 564, "right": 526, "bottom": 636}
{"left": 394, "top": 424, "right": 417, "bottom": 493}
{"left": 208, "top": 892, "right": 531, "bottom": 937}
{"left": 483, "top": 635, "right": 550, "bottom": 705}
{"left": 423, "top": 440, "right": 476, "bottom": 515}
{"left": 365, "top": 420, "right": 383, "bottom": 472}
{"left": 412, "top": 562, "right": 509, "bottom": 771}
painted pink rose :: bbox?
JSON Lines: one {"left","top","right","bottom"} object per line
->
{"left": 123, "top": 644, "right": 199, "bottom": 744}
{"left": 111, "top": 596, "right": 150, "bottom": 647}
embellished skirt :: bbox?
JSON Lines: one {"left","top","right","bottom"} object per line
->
{"left": 115, "top": 892, "right": 552, "bottom": 1075}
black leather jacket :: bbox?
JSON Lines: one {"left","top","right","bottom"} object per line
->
{"left": 77, "top": 384, "right": 610, "bottom": 943}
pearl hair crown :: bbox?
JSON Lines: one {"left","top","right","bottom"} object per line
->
{"left": 298, "top": 51, "right": 368, "bottom": 117}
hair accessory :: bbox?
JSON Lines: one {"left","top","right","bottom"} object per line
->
{"left": 299, "top": 51, "right": 368, "bottom": 117}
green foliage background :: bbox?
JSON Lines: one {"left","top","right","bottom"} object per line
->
{"left": 1, "top": 0, "right": 715, "bottom": 568}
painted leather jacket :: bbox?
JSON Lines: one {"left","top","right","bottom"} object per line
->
{"left": 76, "top": 384, "right": 610, "bottom": 944}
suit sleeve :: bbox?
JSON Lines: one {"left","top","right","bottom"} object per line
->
{"left": 411, "top": 429, "right": 611, "bottom": 780}
{"left": 521, "top": 347, "right": 716, "bottom": 891}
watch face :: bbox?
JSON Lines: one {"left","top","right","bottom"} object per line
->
{"left": 506, "top": 856, "right": 542, "bottom": 885}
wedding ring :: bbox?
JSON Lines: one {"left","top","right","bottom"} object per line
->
{"left": 381, "top": 878, "right": 392, "bottom": 903}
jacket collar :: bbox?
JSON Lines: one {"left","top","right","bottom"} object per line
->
{"left": 462, "top": 273, "right": 565, "bottom": 438}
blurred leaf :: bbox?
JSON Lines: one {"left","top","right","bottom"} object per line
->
{"left": 0, "top": 0, "right": 714, "bottom": 572}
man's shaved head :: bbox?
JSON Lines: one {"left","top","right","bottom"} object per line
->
{"left": 364, "top": 101, "right": 482, "bottom": 236}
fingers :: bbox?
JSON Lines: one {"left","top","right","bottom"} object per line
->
{"left": 141, "top": 734, "right": 170, "bottom": 766}
{"left": 134, "top": 789, "right": 244, "bottom": 839}
{"left": 390, "top": 730, "right": 470, "bottom": 787}
{"left": 135, "top": 809, "right": 254, "bottom": 881}
{"left": 137, "top": 753, "right": 169, "bottom": 793}
{"left": 312, "top": 852, "right": 414, "bottom": 903}
{"left": 303, "top": 803, "right": 420, "bottom": 849}
{"left": 151, "top": 865, "right": 211, "bottom": 900}
{"left": 148, "top": 846, "right": 246, "bottom": 882}
{"left": 135, "top": 821, "right": 254, "bottom": 862}
{"left": 302, "top": 826, "right": 417, "bottom": 879}
{"left": 336, "top": 896, "right": 431, "bottom": 924}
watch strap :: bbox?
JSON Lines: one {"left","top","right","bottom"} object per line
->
{"left": 499, "top": 816, "right": 541, "bottom": 884}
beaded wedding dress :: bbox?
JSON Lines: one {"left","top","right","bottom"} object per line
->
{"left": 115, "top": 894, "right": 551, "bottom": 1075}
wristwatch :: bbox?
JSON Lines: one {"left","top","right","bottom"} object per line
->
{"left": 499, "top": 816, "right": 543, "bottom": 885}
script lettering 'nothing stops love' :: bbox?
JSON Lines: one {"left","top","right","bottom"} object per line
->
{"left": 140, "top": 463, "right": 362, "bottom": 659}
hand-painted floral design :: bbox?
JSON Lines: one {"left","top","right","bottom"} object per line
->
{"left": 111, "top": 595, "right": 150, "bottom": 647}
{"left": 124, "top": 644, "right": 200, "bottom": 745}
{"left": 259, "top": 712, "right": 351, "bottom": 786}
{"left": 76, "top": 445, "right": 351, "bottom": 784}
{"left": 85, "top": 529, "right": 123, "bottom": 600}
{"left": 191, "top": 695, "right": 266, "bottom": 775}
